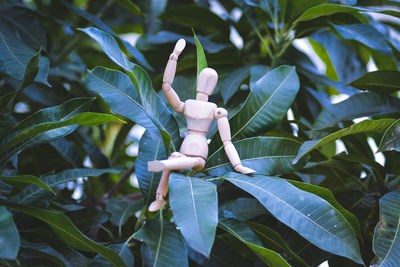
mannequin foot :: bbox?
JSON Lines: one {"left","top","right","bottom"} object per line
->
{"left": 148, "top": 198, "right": 166, "bottom": 212}
{"left": 148, "top": 161, "right": 166, "bottom": 172}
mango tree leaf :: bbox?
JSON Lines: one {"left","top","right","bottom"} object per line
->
{"left": 80, "top": 27, "right": 179, "bottom": 153}
{"left": 293, "top": 119, "right": 396, "bottom": 164}
{"left": 334, "top": 24, "right": 393, "bottom": 55}
{"left": 0, "top": 175, "right": 54, "bottom": 194}
{"left": 20, "top": 240, "right": 71, "bottom": 267}
{"left": 378, "top": 119, "right": 400, "bottom": 153}
{"left": 106, "top": 197, "right": 144, "bottom": 227}
{"left": 246, "top": 221, "right": 308, "bottom": 266}
{"left": 89, "top": 243, "right": 134, "bottom": 267}
{"left": 2, "top": 203, "right": 126, "bottom": 267}
{"left": 60, "top": 0, "right": 151, "bottom": 70}
{"left": 209, "top": 65, "right": 300, "bottom": 153}
{"left": 219, "top": 217, "right": 290, "bottom": 266}
{"left": 287, "top": 180, "right": 362, "bottom": 239}
{"left": 348, "top": 71, "right": 400, "bottom": 94}
{"left": 136, "top": 130, "right": 167, "bottom": 205}
{"left": 193, "top": 30, "right": 207, "bottom": 97}
{"left": 373, "top": 192, "right": 400, "bottom": 267}
{"left": 18, "top": 48, "right": 41, "bottom": 91}
{"left": 220, "top": 66, "right": 251, "bottom": 104}
{"left": 219, "top": 197, "right": 266, "bottom": 221}
{"left": 86, "top": 67, "right": 154, "bottom": 130}
{"left": 1, "top": 112, "right": 124, "bottom": 152}
{"left": 225, "top": 173, "right": 363, "bottom": 264}
{"left": 206, "top": 137, "right": 308, "bottom": 176}
{"left": 0, "top": 11, "right": 49, "bottom": 85}
{"left": 115, "top": 0, "right": 144, "bottom": 16}
{"left": 11, "top": 168, "right": 119, "bottom": 204}
{"left": 169, "top": 173, "right": 218, "bottom": 257}
{"left": 0, "top": 207, "right": 19, "bottom": 259}
{"left": 313, "top": 93, "right": 400, "bottom": 129}
{"left": 133, "top": 216, "right": 188, "bottom": 267}
{"left": 283, "top": 0, "right": 328, "bottom": 24}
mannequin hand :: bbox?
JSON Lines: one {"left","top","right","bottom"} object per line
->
{"left": 234, "top": 164, "right": 256, "bottom": 174}
{"left": 172, "top": 39, "right": 186, "bottom": 58}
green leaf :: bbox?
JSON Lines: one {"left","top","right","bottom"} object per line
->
{"left": 333, "top": 24, "right": 392, "bottom": 55}
{"left": 349, "top": 71, "right": 400, "bottom": 94}
{"left": 193, "top": 30, "right": 208, "bottom": 97}
{"left": 225, "top": 173, "right": 363, "bottom": 264}
{"left": 3, "top": 203, "right": 126, "bottom": 267}
{"left": 133, "top": 216, "right": 188, "bottom": 267}
{"left": 18, "top": 48, "right": 41, "bottom": 91}
{"left": 0, "top": 207, "right": 19, "bottom": 260}
{"left": 89, "top": 243, "right": 134, "bottom": 267}
{"left": 86, "top": 67, "right": 154, "bottom": 130}
{"left": 293, "top": 119, "right": 396, "bottom": 164}
{"left": 115, "top": 0, "right": 144, "bottom": 16}
{"left": 0, "top": 97, "right": 96, "bottom": 165}
{"left": 219, "top": 197, "right": 266, "bottom": 221}
{"left": 0, "top": 11, "right": 49, "bottom": 85}
{"left": 206, "top": 137, "right": 308, "bottom": 176}
{"left": 1, "top": 112, "right": 125, "bottom": 152}
{"left": 219, "top": 218, "right": 290, "bottom": 267}
{"left": 20, "top": 240, "right": 71, "bottom": 267}
{"left": 169, "top": 173, "right": 218, "bottom": 257}
{"left": 225, "top": 65, "right": 299, "bottom": 139}
{"left": 313, "top": 93, "right": 400, "bottom": 129}
{"left": 11, "top": 168, "right": 119, "bottom": 204}
{"left": 220, "top": 66, "right": 251, "bottom": 104}
{"left": 136, "top": 130, "right": 167, "bottom": 205}
{"left": 0, "top": 175, "right": 54, "bottom": 194}
{"left": 246, "top": 221, "right": 308, "bottom": 266}
{"left": 106, "top": 197, "right": 144, "bottom": 227}
{"left": 80, "top": 27, "right": 179, "bottom": 153}
{"left": 287, "top": 180, "right": 362, "bottom": 239}
{"left": 378, "top": 119, "right": 400, "bottom": 153}
{"left": 373, "top": 192, "right": 400, "bottom": 267}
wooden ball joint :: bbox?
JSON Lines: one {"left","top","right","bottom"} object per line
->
{"left": 147, "top": 39, "right": 256, "bottom": 212}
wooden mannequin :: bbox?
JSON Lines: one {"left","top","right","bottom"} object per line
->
{"left": 147, "top": 39, "right": 255, "bottom": 212}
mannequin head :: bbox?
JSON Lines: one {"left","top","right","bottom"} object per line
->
{"left": 196, "top": 68, "right": 218, "bottom": 101}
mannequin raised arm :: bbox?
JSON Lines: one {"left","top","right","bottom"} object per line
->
{"left": 162, "top": 39, "right": 186, "bottom": 113}
{"left": 215, "top": 108, "right": 256, "bottom": 174}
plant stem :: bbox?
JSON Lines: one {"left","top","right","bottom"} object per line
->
{"left": 99, "top": 165, "right": 135, "bottom": 205}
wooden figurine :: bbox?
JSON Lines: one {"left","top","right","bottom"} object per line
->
{"left": 147, "top": 39, "right": 255, "bottom": 212}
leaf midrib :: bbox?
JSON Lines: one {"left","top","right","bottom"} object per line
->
{"left": 205, "top": 155, "right": 294, "bottom": 171}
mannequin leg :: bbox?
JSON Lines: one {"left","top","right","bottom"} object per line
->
{"left": 148, "top": 153, "right": 205, "bottom": 212}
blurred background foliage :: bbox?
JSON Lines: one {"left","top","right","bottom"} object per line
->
{"left": 1, "top": 0, "right": 400, "bottom": 266}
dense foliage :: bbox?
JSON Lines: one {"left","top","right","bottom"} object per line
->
{"left": 1, "top": 0, "right": 400, "bottom": 266}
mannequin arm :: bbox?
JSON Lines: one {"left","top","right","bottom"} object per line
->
{"left": 215, "top": 108, "right": 256, "bottom": 174}
{"left": 162, "top": 39, "right": 186, "bottom": 113}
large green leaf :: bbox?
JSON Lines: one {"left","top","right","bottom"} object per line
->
{"left": 288, "top": 180, "right": 362, "bottom": 239}
{"left": 136, "top": 130, "right": 167, "bottom": 205}
{"left": 219, "top": 218, "right": 290, "bottom": 266}
{"left": 89, "top": 243, "right": 134, "bottom": 267}
{"left": 0, "top": 9, "right": 49, "bottom": 85}
{"left": 348, "top": 71, "right": 400, "bottom": 94}
{"left": 378, "top": 119, "right": 400, "bottom": 152}
{"left": 219, "top": 197, "right": 266, "bottom": 221}
{"left": 293, "top": 119, "right": 396, "bottom": 164}
{"left": 1, "top": 112, "right": 124, "bottom": 152}
{"left": 20, "top": 241, "right": 71, "bottom": 267}
{"left": 205, "top": 137, "right": 308, "bottom": 176}
{"left": 227, "top": 65, "right": 299, "bottom": 140}
{"left": 220, "top": 66, "right": 251, "bottom": 104}
{"left": 11, "top": 168, "right": 119, "bottom": 204}
{"left": 333, "top": 24, "right": 392, "bottom": 55}
{"left": 0, "top": 207, "right": 19, "bottom": 259}
{"left": 106, "top": 197, "right": 144, "bottom": 227}
{"left": 169, "top": 173, "right": 218, "bottom": 257}
{"left": 80, "top": 27, "right": 179, "bottom": 153}
{"left": 373, "top": 192, "right": 400, "bottom": 266}
{"left": 247, "top": 221, "right": 308, "bottom": 266}
{"left": 313, "top": 93, "right": 400, "bottom": 129}
{"left": 193, "top": 31, "right": 207, "bottom": 97}
{"left": 86, "top": 67, "right": 154, "bottom": 130}
{"left": 0, "top": 175, "right": 54, "bottom": 194}
{"left": 3, "top": 203, "right": 126, "bottom": 267}
{"left": 133, "top": 216, "right": 188, "bottom": 267}
{"left": 225, "top": 173, "right": 363, "bottom": 264}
